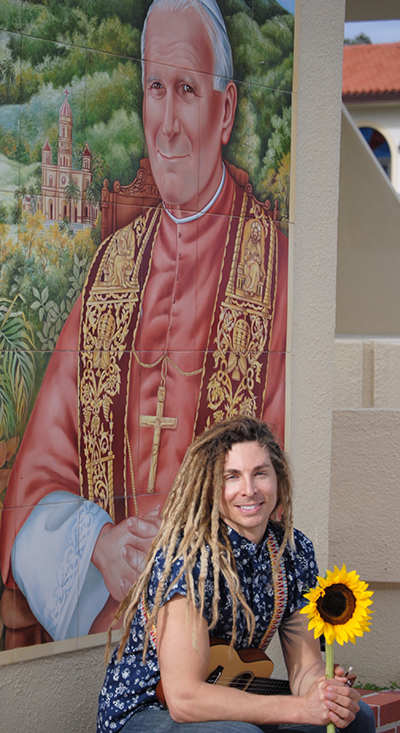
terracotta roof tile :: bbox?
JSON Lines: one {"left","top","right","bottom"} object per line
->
{"left": 343, "top": 42, "right": 400, "bottom": 96}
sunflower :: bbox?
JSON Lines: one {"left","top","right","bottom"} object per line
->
{"left": 300, "top": 564, "right": 373, "bottom": 645}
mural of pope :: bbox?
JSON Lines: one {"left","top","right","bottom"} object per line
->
{"left": 0, "top": 0, "right": 292, "bottom": 651}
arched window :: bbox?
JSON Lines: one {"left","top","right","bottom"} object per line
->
{"left": 360, "top": 127, "right": 391, "bottom": 179}
{"left": 49, "top": 201, "right": 53, "bottom": 220}
{"left": 49, "top": 175, "right": 53, "bottom": 186}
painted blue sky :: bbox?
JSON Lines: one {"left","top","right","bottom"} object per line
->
{"left": 277, "top": 0, "right": 295, "bottom": 14}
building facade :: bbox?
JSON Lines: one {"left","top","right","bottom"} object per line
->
{"left": 39, "top": 90, "right": 97, "bottom": 225}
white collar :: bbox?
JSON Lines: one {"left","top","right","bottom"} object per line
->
{"left": 162, "top": 163, "right": 226, "bottom": 224}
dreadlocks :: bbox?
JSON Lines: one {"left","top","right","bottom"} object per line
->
{"left": 107, "top": 415, "right": 294, "bottom": 663}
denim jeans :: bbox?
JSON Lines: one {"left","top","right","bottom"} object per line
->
{"left": 120, "top": 699, "right": 375, "bottom": 733}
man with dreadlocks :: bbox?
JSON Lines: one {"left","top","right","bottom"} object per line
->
{"left": 97, "top": 416, "right": 375, "bottom": 733}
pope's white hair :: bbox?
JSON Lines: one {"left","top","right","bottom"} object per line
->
{"left": 141, "top": 0, "right": 233, "bottom": 92}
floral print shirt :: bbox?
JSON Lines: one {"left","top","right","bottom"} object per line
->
{"left": 97, "top": 522, "right": 317, "bottom": 732}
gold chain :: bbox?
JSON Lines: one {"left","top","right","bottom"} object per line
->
{"left": 132, "top": 351, "right": 202, "bottom": 378}
{"left": 125, "top": 426, "right": 138, "bottom": 517}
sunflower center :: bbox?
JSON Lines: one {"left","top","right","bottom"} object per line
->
{"left": 317, "top": 583, "right": 356, "bottom": 625}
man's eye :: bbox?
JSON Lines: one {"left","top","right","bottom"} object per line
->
{"left": 150, "top": 81, "right": 163, "bottom": 90}
{"left": 182, "top": 83, "right": 195, "bottom": 94}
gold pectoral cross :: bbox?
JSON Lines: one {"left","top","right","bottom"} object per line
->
{"left": 140, "top": 384, "right": 177, "bottom": 493}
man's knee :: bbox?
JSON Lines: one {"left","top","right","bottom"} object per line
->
{"left": 354, "top": 699, "right": 376, "bottom": 732}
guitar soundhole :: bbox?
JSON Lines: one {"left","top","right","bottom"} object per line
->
{"left": 229, "top": 673, "right": 253, "bottom": 690}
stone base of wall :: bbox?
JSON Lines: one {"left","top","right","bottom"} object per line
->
{"left": 361, "top": 690, "right": 400, "bottom": 732}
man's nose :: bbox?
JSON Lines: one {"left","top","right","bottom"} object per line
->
{"left": 162, "top": 92, "right": 180, "bottom": 139}
{"left": 242, "top": 475, "right": 257, "bottom": 496}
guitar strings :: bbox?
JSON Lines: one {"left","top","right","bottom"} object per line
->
{"left": 207, "top": 675, "right": 290, "bottom": 695}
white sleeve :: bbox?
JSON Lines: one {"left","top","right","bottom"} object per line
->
{"left": 11, "top": 491, "right": 111, "bottom": 640}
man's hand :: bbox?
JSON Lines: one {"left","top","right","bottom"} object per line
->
{"left": 92, "top": 508, "right": 161, "bottom": 601}
{"left": 300, "top": 674, "right": 360, "bottom": 729}
{"left": 323, "top": 673, "right": 361, "bottom": 729}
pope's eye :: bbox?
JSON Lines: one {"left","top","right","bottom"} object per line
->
{"left": 182, "top": 83, "right": 195, "bottom": 94}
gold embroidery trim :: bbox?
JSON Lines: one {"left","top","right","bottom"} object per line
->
{"left": 79, "top": 207, "right": 162, "bottom": 521}
{"left": 206, "top": 201, "right": 276, "bottom": 423}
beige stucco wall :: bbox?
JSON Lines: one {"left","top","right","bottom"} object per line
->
{"left": 334, "top": 337, "right": 400, "bottom": 408}
{"left": 345, "top": 102, "right": 400, "bottom": 193}
{"left": 330, "top": 408, "right": 400, "bottom": 685}
{"left": 346, "top": 0, "right": 400, "bottom": 21}
{"left": 336, "top": 107, "right": 400, "bottom": 336}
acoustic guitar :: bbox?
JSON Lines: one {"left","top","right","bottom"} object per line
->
{"left": 156, "top": 636, "right": 291, "bottom": 707}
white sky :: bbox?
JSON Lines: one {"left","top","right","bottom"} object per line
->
{"left": 277, "top": 3, "right": 400, "bottom": 43}
{"left": 345, "top": 20, "right": 400, "bottom": 43}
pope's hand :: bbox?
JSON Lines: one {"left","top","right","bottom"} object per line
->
{"left": 91, "top": 508, "right": 161, "bottom": 601}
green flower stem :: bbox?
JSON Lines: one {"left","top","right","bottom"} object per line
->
{"left": 325, "top": 640, "right": 335, "bottom": 733}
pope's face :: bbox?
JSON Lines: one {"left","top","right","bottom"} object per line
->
{"left": 143, "top": 6, "right": 236, "bottom": 215}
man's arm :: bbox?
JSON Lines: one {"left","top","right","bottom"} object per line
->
{"left": 157, "top": 595, "right": 355, "bottom": 727}
{"left": 280, "top": 609, "right": 361, "bottom": 728}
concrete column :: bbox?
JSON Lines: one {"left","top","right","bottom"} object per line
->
{"left": 288, "top": 0, "right": 346, "bottom": 568}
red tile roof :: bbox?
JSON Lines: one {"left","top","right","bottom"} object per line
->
{"left": 343, "top": 42, "right": 400, "bottom": 97}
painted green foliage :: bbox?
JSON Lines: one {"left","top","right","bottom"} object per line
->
{"left": 0, "top": 0, "right": 293, "bottom": 484}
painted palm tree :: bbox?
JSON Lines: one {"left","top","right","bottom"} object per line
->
{"left": 84, "top": 179, "right": 101, "bottom": 206}
{"left": 64, "top": 176, "right": 81, "bottom": 221}
{"left": 0, "top": 58, "right": 16, "bottom": 101}
{"left": 0, "top": 295, "right": 36, "bottom": 442}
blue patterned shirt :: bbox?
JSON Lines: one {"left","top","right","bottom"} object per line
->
{"left": 97, "top": 522, "right": 317, "bottom": 732}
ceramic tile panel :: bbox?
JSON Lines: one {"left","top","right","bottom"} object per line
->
{"left": 247, "top": 84, "right": 292, "bottom": 229}
{"left": 0, "top": 0, "right": 294, "bottom": 658}
{"left": 248, "top": 2, "right": 295, "bottom": 93}
{"left": 2, "top": 502, "right": 73, "bottom": 653}
{"left": 0, "top": 31, "right": 22, "bottom": 201}
{"left": 20, "top": 0, "right": 87, "bottom": 47}
{"left": 0, "top": 0, "right": 22, "bottom": 34}
{"left": 85, "top": 6, "right": 140, "bottom": 61}
{"left": 0, "top": 503, "right": 15, "bottom": 659}
{"left": 259, "top": 349, "right": 287, "bottom": 446}
{"left": 85, "top": 50, "right": 144, "bottom": 194}
{"left": 0, "top": 191, "right": 18, "bottom": 264}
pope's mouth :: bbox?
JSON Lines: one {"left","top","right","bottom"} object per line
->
{"left": 157, "top": 150, "right": 190, "bottom": 161}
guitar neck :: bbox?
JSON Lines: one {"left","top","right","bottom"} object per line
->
{"left": 240, "top": 676, "right": 291, "bottom": 696}
{"left": 208, "top": 667, "right": 291, "bottom": 696}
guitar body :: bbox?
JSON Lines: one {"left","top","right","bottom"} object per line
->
{"left": 207, "top": 635, "right": 274, "bottom": 689}
{"left": 156, "top": 636, "right": 290, "bottom": 707}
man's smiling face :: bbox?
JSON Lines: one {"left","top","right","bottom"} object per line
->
{"left": 143, "top": 5, "right": 234, "bottom": 215}
{"left": 219, "top": 441, "right": 278, "bottom": 544}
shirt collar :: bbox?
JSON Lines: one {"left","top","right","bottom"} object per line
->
{"left": 224, "top": 522, "right": 271, "bottom": 558}
{"left": 162, "top": 163, "right": 226, "bottom": 224}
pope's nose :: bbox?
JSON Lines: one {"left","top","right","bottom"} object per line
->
{"left": 162, "top": 94, "right": 180, "bottom": 139}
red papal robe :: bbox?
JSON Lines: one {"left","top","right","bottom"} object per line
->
{"left": 0, "top": 168, "right": 288, "bottom": 642}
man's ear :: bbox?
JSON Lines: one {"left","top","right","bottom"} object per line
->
{"left": 221, "top": 81, "right": 237, "bottom": 146}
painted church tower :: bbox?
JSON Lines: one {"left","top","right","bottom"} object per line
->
{"left": 57, "top": 89, "right": 73, "bottom": 169}
{"left": 38, "top": 90, "right": 97, "bottom": 226}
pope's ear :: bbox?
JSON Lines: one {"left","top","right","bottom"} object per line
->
{"left": 221, "top": 81, "right": 237, "bottom": 146}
